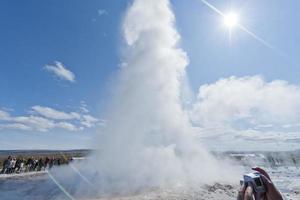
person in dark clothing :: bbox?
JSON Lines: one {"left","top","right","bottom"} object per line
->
{"left": 37, "top": 158, "right": 44, "bottom": 171}
{"left": 14, "top": 158, "right": 22, "bottom": 173}
{"left": 57, "top": 158, "right": 61, "bottom": 166}
{"left": 26, "top": 157, "right": 34, "bottom": 172}
{"left": 44, "top": 157, "right": 50, "bottom": 169}
{"left": 1, "top": 156, "right": 11, "bottom": 174}
{"left": 7, "top": 157, "right": 15, "bottom": 173}
{"left": 49, "top": 157, "right": 54, "bottom": 169}
{"left": 33, "top": 159, "right": 38, "bottom": 171}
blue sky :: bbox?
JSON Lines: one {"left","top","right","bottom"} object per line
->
{"left": 1, "top": 0, "right": 300, "bottom": 150}
{"left": 177, "top": 0, "right": 300, "bottom": 88}
{"left": 0, "top": 0, "right": 126, "bottom": 149}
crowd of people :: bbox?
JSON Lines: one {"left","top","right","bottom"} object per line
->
{"left": 0, "top": 156, "right": 66, "bottom": 174}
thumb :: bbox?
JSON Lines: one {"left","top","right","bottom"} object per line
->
{"left": 252, "top": 167, "right": 271, "bottom": 181}
{"left": 260, "top": 174, "right": 278, "bottom": 194}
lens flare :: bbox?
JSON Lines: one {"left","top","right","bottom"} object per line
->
{"left": 200, "top": 0, "right": 285, "bottom": 56}
{"left": 224, "top": 12, "right": 238, "bottom": 28}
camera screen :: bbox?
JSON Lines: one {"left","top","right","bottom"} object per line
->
{"left": 254, "top": 178, "right": 262, "bottom": 187}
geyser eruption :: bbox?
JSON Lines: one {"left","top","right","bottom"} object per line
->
{"left": 92, "top": 0, "right": 239, "bottom": 192}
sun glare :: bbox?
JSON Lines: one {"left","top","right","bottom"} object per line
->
{"left": 224, "top": 12, "right": 238, "bottom": 28}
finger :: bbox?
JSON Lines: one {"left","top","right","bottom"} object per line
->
{"left": 244, "top": 186, "right": 254, "bottom": 200}
{"left": 252, "top": 167, "right": 271, "bottom": 180}
{"left": 260, "top": 173, "right": 282, "bottom": 198}
{"left": 237, "top": 185, "right": 246, "bottom": 200}
{"left": 261, "top": 174, "right": 284, "bottom": 200}
{"left": 237, "top": 190, "right": 243, "bottom": 200}
{"left": 240, "top": 185, "right": 246, "bottom": 193}
{"left": 260, "top": 174, "right": 272, "bottom": 186}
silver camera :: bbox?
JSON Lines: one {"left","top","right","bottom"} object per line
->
{"left": 241, "top": 172, "right": 266, "bottom": 194}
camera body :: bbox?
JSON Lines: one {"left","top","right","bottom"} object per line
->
{"left": 243, "top": 172, "right": 266, "bottom": 194}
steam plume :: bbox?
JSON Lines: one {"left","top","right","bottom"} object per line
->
{"left": 92, "top": 0, "right": 239, "bottom": 192}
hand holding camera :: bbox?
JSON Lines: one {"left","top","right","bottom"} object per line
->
{"left": 237, "top": 167, "right": 283, "bottom": 200}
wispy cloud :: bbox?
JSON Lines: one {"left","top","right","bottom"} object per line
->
{"left": 79, "top": 101, "right": 89, "bottom": 113}
{"left": 56, "top": 122, "right": 79, "bottom": 131}
{"left": 0, "top": 110, "right": 10, "bottom": 120}
{"left": 32, "top": 105, "right": 80, "bottom": 120}
{"left": 0, "top": 105, "right": 103, "bottom": 132}
{"left": 80, "top": 115, "right": 100, "bottom": 128}
{"left": 0, "top": 123, "right": 31, "bottom": 131}
{"left": 98, "top": 9, "right": 108, "bottom": 16}
{"left": 13, "top": 115, "right": 55, "bottom": 132}
{"left": 44, "top": 61, "right": 75, "bottom": 82}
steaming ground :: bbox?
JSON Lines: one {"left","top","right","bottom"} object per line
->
{"left": 0, "top": 175, "right": 239, "bottom": 200}
{"left": 1, "top": 154, "right": 300, "bottom": 200}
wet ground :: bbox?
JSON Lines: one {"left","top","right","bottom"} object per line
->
{"left": 0, "top": 167, "right": 299, "bottom": 200}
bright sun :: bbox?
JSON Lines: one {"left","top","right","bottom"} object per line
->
{"left": 224, "top": 12, "right": 239, "bottom": 28}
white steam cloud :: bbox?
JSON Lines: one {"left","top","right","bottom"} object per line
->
{"left": 91, "top": 0, "right": 239, "bottom": 193}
